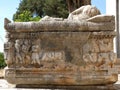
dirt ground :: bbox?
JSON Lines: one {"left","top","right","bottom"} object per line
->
{"left": 0, "top": 69, "right": 4, "bottom": 78}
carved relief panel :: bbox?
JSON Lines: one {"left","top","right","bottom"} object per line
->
{"left": 4, "top": 31, "right": 116, "bottom": 70}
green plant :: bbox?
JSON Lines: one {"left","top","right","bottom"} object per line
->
{"left": 0, "top": 52, "right": 6, "bottom": 68}
{"left": 13, "top": 0, "right": 69, "bottom": 22}
{"left": 14, "top": 10, "right": 41, "bottom": 22}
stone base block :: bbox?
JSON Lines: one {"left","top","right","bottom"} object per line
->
{"left": 4, "top": 68, "right": 118, "bottom": 86}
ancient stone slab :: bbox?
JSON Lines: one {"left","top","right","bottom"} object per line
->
{"left": 4, "top": 5, "right": 118, "bottom": 86}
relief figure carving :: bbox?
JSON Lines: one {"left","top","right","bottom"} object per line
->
{"left": 21, "top": 39, "right": 31, "bottom": 66}
{"left": 31, "top": 39, "right": 41, "bottom": 65}
{"left": 98, "top": 39, "right": 113, "bottom": 52}
{"left": 15, "top": 39, "right": 23, "bottom": 65}
{"left": 108, "top": 52, "right": 117, "bottom": 68}
{"left": 4, "top": 41, "right": 15, "bottom": 67}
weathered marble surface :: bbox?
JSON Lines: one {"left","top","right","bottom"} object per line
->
{"left": 4, "top": 5, "right": 118, "bottom": 86}
{"left": 4, "top": 16, "right": 115, "bottom": 32}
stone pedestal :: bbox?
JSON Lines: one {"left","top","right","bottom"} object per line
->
{"left": 4, "top": 5, "right": 118, "bottom": 86}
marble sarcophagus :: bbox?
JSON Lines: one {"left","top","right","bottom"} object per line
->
{"left": 4, "top": 5, "right": 118, "bottom": 86}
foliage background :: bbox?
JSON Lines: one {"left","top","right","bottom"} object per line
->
{"left": 13, "top": 0, "right": 69, "bottom": 22}
{"left": 0, "top": 53, "right": 6, "bottom": 68}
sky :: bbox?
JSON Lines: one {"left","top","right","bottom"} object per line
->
{"left": 0, "top": 0, "right": 106, "bottom": 52}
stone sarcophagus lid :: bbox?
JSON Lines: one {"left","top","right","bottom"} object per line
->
{"left": 4, "top": 5, "right": 118, "bottom": 86}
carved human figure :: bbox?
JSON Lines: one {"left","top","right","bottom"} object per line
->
{"left": 109, "top": 52, "right": 117, "bottom": 68}
{"left": 31, "top": 39, "right": 41, "bottom": 65}
{"left": 21, "top": 39, "right": 31, "bottom": 65}
{"left": 68, "top": 5, "right": 100, "bottom": 20}
{"left": 40, "top": 15, "right": 63, "bottom": 21}
{"left": 4, "top": 40, "right": 15, "bottom": 67}
{"left": 99, "top": 39, "right": 113, "bottom": 52}
{"left": 83, "top": 53, "right": 97, "bottom": 65}
{"left": 15, "top": 39, "right": 23, "bottom": 65}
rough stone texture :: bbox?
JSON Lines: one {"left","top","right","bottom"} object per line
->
{"left": 4, "top": 15, "right": 115, "bottom": 32}
{"left": 4, "top": 5, "right": 118, "bottom": 86}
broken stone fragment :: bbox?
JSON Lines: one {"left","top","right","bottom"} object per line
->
{"left": 87, "top": 15, "right": 115, "bottom": 22}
